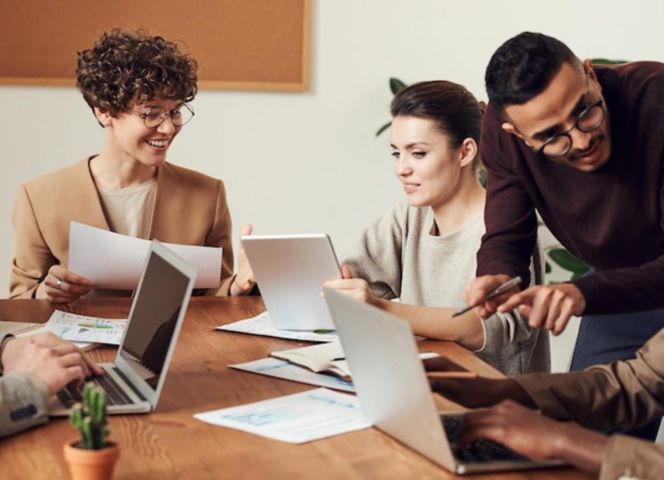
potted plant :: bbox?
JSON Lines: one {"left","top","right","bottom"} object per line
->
{"left": 63, "top": 383, "right": 119, "bottom": 480}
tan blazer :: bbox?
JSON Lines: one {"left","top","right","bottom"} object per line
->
{"left": 516, "top": 328, "right": 664, "bottom": 479}
{"left": 10, "top": 158, "right": 234, "bottom": 299}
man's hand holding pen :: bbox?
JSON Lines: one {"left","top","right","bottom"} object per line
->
{"left": 463, "top": 274, "right": 586, "bottom": 336}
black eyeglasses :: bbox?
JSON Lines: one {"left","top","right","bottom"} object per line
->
{"left": 531, "top": 99, "right": 605, "bottom": 158}
{"left": 133, "top": 103, "right": 195, "bottom": 129}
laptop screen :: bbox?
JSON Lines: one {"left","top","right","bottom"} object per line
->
{"left": 119, "top": 249, "right": 191, "bottom": 390}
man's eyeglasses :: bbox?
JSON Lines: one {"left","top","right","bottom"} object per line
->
{"left": 133, "top": 104, "right": 195, "bottom": 129}
{"left": 531, "top": 99, "right": 605, "bottom": 158}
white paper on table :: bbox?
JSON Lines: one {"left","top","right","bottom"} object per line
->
{"left": 231, "top": 357, "right": 355, "bottom": 392}
{"left": 68, "top": 221, "right": 221, "bottom": 289}
{"left": 194, "top": 388, "right": 370, "bottom": 443}
{"left": 46, "top": 310, "right": 127, "bottom": 346}
{"left": 217, "top": 312, "right": 337, "bottom": 342}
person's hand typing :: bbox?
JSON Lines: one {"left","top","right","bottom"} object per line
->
{"left": 2, "top": 332, "right": 102, "bottom": 394}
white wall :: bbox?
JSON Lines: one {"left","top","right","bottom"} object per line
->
{"left": 1, "top": 0, "right": 663, "bottom": 373}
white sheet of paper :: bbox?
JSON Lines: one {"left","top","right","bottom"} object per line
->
{"left": 46, "top": 310, "right": 127, "bottom": 346}
{"left": 217, "top": 312, "right": 337, "bottom": 342}
{"left": 194, "top": 388, "right": 370, "bottom": 443}
{"left": 68, "top": 221, "right": 221, "bottom": 289}
{"left": 231, "top": 357, "right": 355, "bottom": 392}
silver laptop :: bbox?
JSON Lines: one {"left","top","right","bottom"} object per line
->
{"left": 49, "top": 240, "right": 196, "bottom": 415}
{"left": 241, "top": 234, "right": 341, "bottom": 330}
{"left": 323, "top": 288, "right": 563, "bottom": 475}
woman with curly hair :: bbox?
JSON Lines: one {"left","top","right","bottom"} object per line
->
{"left": 10, "top": 29, "right": 254, "bottom": 302}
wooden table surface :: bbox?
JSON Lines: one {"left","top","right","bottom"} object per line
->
{"left": 0, "top": 297, "right": 592, "bottom": 479}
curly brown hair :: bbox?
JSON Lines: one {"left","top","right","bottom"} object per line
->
{"left": 76, "top": 29, "right": 198, "bottom": 117}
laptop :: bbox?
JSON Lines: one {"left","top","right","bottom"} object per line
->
{"left": 241, "top": 234, "right": 341, "bottom": 330}
{"left": 323, "top": 288, "right": 563, "bottom": 475}
{"left": 49, "top": 240, "right": 196, "bottom": 415}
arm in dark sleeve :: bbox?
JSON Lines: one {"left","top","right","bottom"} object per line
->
{"left": 515, "top": 327, "right": 664, "bottom": 432}
{"left": 476, "top": 106, "right": 537, "bottom": 286}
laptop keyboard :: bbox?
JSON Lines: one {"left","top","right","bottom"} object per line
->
{"left": 56, "top": 371, "right": 134, "bottom": 408}
{"left": 442, "top": 415, "right": 529, "bottom": 463}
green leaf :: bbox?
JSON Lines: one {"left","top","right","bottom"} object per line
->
{"left": 375, "top": 121, "right": 391, "bottom": 137}
{"left": 389, "top": 77, "right": 407, "bottom": 95}
{"left": 547, "top": 248, "right": 590, "bottom": 274}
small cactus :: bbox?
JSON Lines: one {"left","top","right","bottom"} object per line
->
{"left": 69, "top": 383, "right": 110, "bottom": 450}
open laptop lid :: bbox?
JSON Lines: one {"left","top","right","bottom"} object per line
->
{"left": 113, "top": 240, "right": 196, "bottom": 409}
{"left": 242, "top": 234, "right": 341, "bottom": 330}
{"left": 323, "top": 288, "right": 456, "bottom": 470}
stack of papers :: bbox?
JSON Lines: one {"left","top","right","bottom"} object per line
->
{"left": 232, "top": 350, "right": 440, "bottom": 393}
{"left": 9, "top": 311, "right": 127, "bottom": 350}
{"left": 231, "top": 358, "right": 355, "bottom": 392}
{"left": 217, "top": 312, "right": 337, "bottom": 342}
{"left": 194, "top": 388, "right": 370, "bottom": 443}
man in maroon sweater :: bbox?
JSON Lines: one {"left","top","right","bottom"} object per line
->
{"left": 466, "top": 32, "right": 664, "bottom": 438}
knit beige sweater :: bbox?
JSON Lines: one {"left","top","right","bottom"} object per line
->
{"left": 342, "top": 203, "right": 550, "bottom": 375}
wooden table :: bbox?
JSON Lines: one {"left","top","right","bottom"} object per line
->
{"left": 0, "top": 297, "right": 591, "bottom": 479}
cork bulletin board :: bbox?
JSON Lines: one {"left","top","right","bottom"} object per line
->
{"left": 0, "top": 0, "right": 310, "bottom": 91}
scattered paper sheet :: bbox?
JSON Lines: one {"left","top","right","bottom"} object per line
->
{"left": 231, "top": 357, "right": 355, "bottom": 392}
{"left": 194, "top": 388, "right": 370, "bottom": 443}
{"left": 46, "top": 310, "right": 127, "bottom": 346}
{"left": 68, "top": 221, "right": 221, "bottom": 289}
{"left": 217, "top": 312, "right": 337, "bottom": 342}
{"left": 232, "top": 352, "right": 439, "bottom": 393}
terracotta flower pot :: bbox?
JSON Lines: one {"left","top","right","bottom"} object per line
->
{"left": 63, "top": 440, "right": 120, "bottom": 480}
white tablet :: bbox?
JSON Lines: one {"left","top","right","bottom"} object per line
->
{"left": 241, "top": 234, "right": 341, "bottom": 330}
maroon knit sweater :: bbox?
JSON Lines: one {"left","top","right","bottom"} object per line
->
{"left": 478, "top": 62, "right": 664, "bottom": 314}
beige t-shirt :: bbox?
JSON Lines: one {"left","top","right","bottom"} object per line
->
{"left": 98, "top": 179, "right": 157, "bottom": 238}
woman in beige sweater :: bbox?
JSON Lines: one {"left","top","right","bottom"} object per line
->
{"left": 326, "top": 81, "right": 549, "bottom": 375}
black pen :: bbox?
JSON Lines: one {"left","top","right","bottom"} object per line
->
{"left": 452, "top": 276, "right": 522, "bottom": 318}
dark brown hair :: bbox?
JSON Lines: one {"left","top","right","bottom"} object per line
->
{"left": 390, "top": 80, "right": 483, "bottom": 150}
{"left": 76, "top": 29, "right": 198, "bottom": 117}
{"left": 485, "top": 32, "right": 580, "bottom": 114}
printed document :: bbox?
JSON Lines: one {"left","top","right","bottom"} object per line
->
{"left": 194, "top": 388, "right": 370, "bottom": 443}
{"left": 46, "top": 310, "right": 127, "bottom": 345}
{"left": 231, "top": 357, "right": 355, "bottom": 392}
{"left": 1, "top": 311, "right": 127, "bottom": 350}
{"left": 68, "top": 221, "right": 221, "bottom": 289}
{"left": 217, "top": 312, "right": 337, "bottom": 342}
